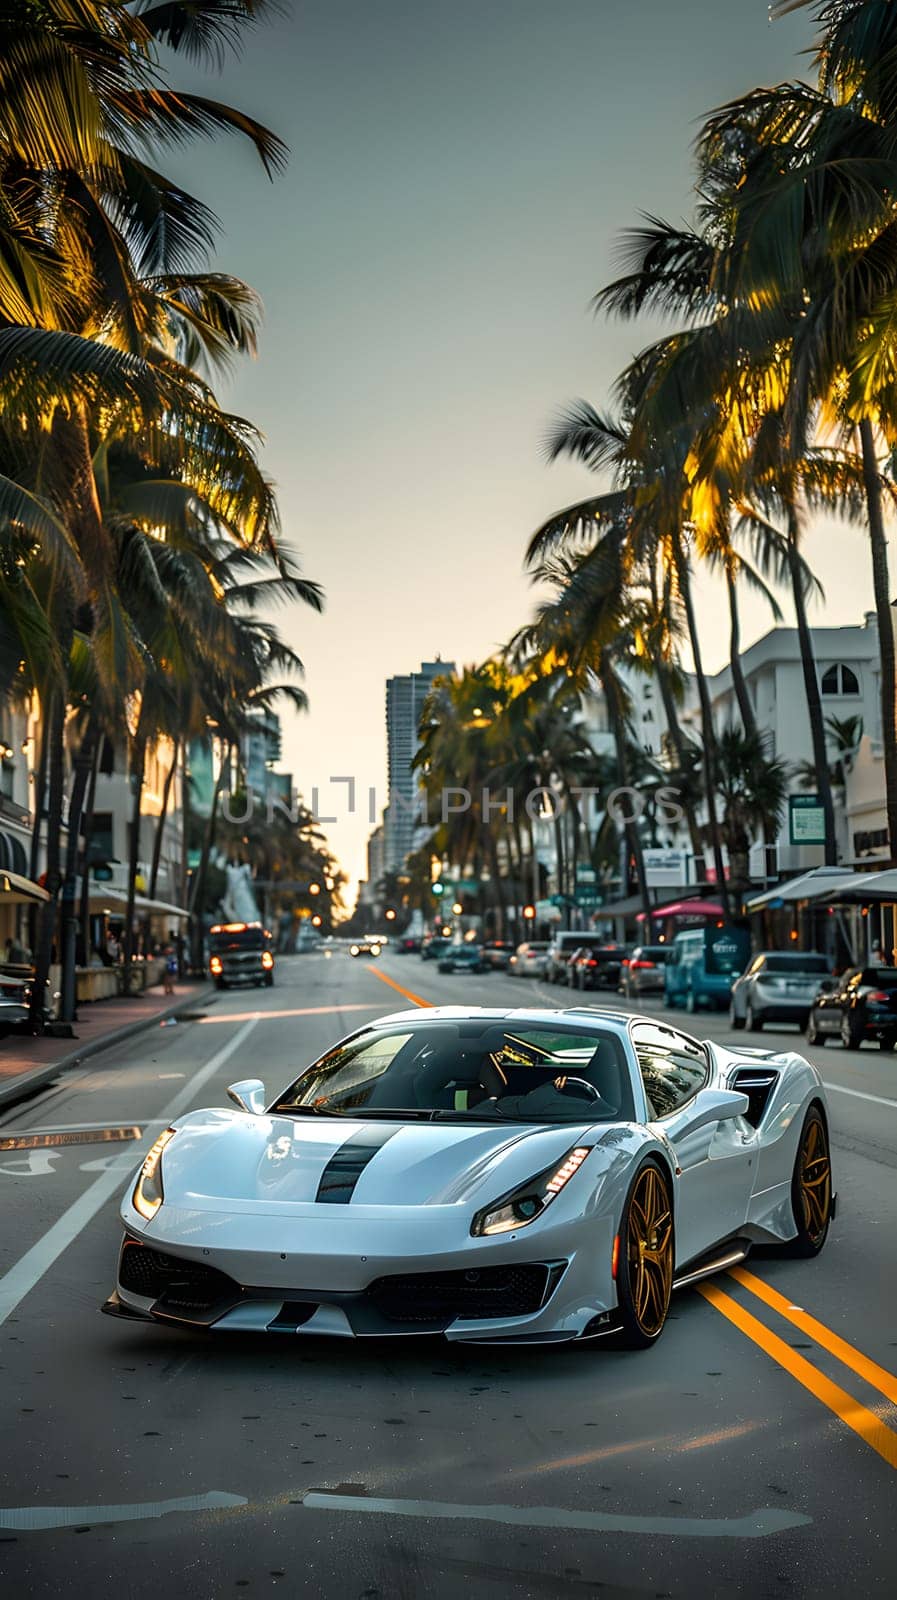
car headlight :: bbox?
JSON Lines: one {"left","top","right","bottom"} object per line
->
{"left": 133, "top": 1129, "right": 176, "bottom": 1220}
{"left": 210, "top": 955, "right": 222, "bottom": 974}
{"left": 261, "top": 950, "right": 274, "bottom": 969}
{"left": 471, "top": 1145, "right": 592, "bottom": 1236}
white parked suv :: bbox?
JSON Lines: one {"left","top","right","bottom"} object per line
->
{"left": 509, "top": 941, "right": 550, "bottom": 978}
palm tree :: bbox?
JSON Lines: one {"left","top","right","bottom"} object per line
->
{"left": 713, "top": 724, "right": 789, "bottom": 891}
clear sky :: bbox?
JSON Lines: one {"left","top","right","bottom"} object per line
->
{"left": 172, "top": 1, "right": 873, "bottom": 892}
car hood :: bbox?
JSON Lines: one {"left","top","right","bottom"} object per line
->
{"left": 157, "top": 1108, "right": 596, "bottom": 1211}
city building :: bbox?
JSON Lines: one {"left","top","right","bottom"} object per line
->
{"left": 700, "top": 611, "right": 884, "bottom": 873}
{"left": 384, "top": 658, "right": 454, "bottom": 871}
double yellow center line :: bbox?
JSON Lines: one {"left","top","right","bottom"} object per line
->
{"left": 369, "top": 964, "right": 897, "bottom": 1470}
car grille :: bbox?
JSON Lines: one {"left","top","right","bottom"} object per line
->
{"left": 119, "top": 1242, "right": 241, "bottom": 1319}
{"left": 365, "top": 1263, "right": 557, "bottom": 1324}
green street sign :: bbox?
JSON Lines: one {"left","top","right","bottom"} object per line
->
{"left": 789, "top": 794, "right": 826, "bottom": 846}
{"left": 575, "top": 889, "right": 600, "bottom": 907}
{"left": 456, "top": 878, "right": 479, "bottom": 893}
{"left": 576, "top": 866, "right": 597, "bottom": 884}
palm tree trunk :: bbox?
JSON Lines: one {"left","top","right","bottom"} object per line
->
{"left": 785, "top": 523, "right": 837, "bottom": 866}
{"left": 726, "top": 568, "right": 758, "bottom": 739}
{"left": 654, "top": 661, "right": 705, "bottom": 864}
{"left": 859, "top": 418, "right": 897, "bottom": 864}
{"left": 122, "top": 730, "right": 147, "bottom": 995}
{"left": 78, "top": 736, "right": 101, "bottom": 966}
{"left": 59, "top": 717, "right": 99, "bottom": 1022}
{"left": 676, "top": 550, "right": 731, "bottom": 916}
{"left": 601, "top": 664, "right": 653, "bottom": 924}
{"left": 149, "top": 738, "right": 179, "bottom": 900}
{"left": 29, "top": 690, "right": 65, "bottom": 1030}
{"left": 27, "top": 703, "right": 49, "bottom": 951}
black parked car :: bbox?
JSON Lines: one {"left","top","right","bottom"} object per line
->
{"left": 807, "top": 964, "right": 897, "bottom": 1050}
{"left": 568, "top": 944, "right": 628, "bottom": 991}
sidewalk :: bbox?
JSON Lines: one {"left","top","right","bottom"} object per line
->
{"left": 0, "top": 981, "right": 214, "bottom": 1110}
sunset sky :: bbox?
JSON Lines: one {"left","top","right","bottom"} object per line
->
{"left": 172, "top": 1, "right": 868, "bottom": 890}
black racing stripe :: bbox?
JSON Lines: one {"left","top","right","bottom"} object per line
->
{"left": 315, "top": 1125, "right": 403, "bottom": 1204}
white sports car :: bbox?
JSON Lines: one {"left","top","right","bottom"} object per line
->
{"left": 103, "top": 1006, "right": 834, "bottom": 1349}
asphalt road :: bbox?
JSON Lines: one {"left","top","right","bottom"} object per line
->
{"left": 1, "top": 947, "right": 895, "bottom": 1599}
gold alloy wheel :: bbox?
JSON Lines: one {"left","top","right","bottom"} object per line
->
{"left": 798, "top": 1116, "right": 832, "bottom": 1244}
{"left": 626, "top": 1165, "right": 673, "bottom": 1337}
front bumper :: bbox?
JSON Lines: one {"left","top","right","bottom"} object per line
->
{"left": 105, "top": 1203, "right": 617, "bottom": 1344}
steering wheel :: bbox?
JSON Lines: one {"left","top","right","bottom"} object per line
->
{"left": 555, "top": 1075, "right": 603, "bottom": 1102}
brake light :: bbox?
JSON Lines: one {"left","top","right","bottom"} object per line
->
{"left": 867, "top": 990, "right": 892, "bottom": 1003}
{"left": 586, "top": 959, "right": 597, "bottom": 967}
{"left": 621, "top": 959, "right": 630, "bottom": 968}
{"left": 632, "top": 960, "right": 656, "bottom": 970}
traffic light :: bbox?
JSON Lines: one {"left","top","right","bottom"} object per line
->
{"left": 432, "top": 881, "right": 445, "bottom": 897}
{"left": 523, "top": 903, "right": 536, "bottom": 920}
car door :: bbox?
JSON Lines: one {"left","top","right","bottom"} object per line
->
{"left": 631, "top": 1022, "right": 756, "bottom": 1264}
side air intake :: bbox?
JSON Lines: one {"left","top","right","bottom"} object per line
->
{"left": 729, "top": 1067, "right": 778, "bottom": 1127}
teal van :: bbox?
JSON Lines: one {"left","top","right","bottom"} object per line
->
{"left": 664, "top": 923, "right": 751, "bottom": 1013}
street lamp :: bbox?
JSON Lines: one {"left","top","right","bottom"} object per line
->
{"left": 309, "top": 882, "right": 320, "bottom": 896}
{"left": 385, "top": 907, "right": 396, "bottom": 921}
{"left": 451, "top": 901, "right": 463, "bottom": 916}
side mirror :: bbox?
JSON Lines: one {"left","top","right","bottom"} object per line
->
{"left": 227, "top": 1079, "right": 266, "bottom": 1115}
{"left": 674, "top": 1087, "right": 750, "bottom": 1137}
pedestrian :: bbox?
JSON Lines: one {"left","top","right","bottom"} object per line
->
{"left": 163, "top": 944, "right": 177, "bottom": 996}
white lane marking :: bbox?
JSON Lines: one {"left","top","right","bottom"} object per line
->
{"left": 822, "top": 1081, "right": 897, "bottom": 1111}
{"left": 300, "top": 1492, "right": 811, "bottom": 1539}
{"left": 0, "top": 1015, "right": 259, "bottom": 1327}
{"left": 0, "top": 1491, "right": 246, "bottom": 1530}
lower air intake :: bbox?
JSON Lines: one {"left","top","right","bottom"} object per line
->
{"left": 366, "top": 1263, "right": 556, "bottom": 1324}
{"left": 119, "top": 1242, "right": 240, "bottom": 1320}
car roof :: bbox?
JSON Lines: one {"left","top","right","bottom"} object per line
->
{"left": 369, "top": 1003, "right": 639, "bottom": 1037}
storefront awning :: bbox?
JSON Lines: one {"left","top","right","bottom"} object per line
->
{"left": 825, "top": 868, "right": 897, "bottom": 903}
{"left": 0, "top": 869, "right": 49, "bottom": 905}
{"left": 639, "top": 898, "right": 723, "bottom": 921}
{"left": 745, "top": 866, "right": 857, "bottom": 913}
{"left": 87, "top": 886, "right": 190, "bottom": 920}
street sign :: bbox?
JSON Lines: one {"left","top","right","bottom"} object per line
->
{"left": 789, "top": 794, "right": 826, "bottom": 846}
{"left": 575, "top": 889, "right": 600, "bottom": 908}
{"left": 575, "top": 866, "right": 597, "bottom": 884}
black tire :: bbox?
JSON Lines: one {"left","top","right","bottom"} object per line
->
{"left": 806, "top": 1012, "right": 826, "bottom": 1047}
{"left": 746, "top": 1002, "right": 763, "bottom": 1032}
{"left": 880, "top": 1032, "right": 896, "bottom": 1052}
{"left": 840, "top": 1013, "right": 862, "bottom": 1050}
{"left": 729, "top": 1002, "right": 745, "bottom": 1031}
{"left": 613, "top": 1159, "right": 674, "bottom": 1349}
{"left": 265, "top": 972, "right": 274, "bottom": 988}
{"left": 785, "top": 1104, "right": 832, "bottom": 1257}
{"left": 215, "top": 977, "right": 226, "bottom": 991}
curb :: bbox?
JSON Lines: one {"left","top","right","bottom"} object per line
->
{"left": 0, "top": 985, "right": 217, "bottom": 1111}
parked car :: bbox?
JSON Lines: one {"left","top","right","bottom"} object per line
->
{"left": 209, "top": 921, "right": 275, "bottom": 989}
{"left": 437, "top": 944, "right": 486, "bottom": 974}
{"left": 620, "top": 945, "right": 670, "bottom": 1000}
{"left": 397, "top": 935, "right": 422, "bottom": 954}
{"left": 664, "top": 924, "right": 751, "bottom": 1013}
{"left": 545, "top": 930, "right": 593, "bottom": 984}
{"left": 421, "top": 936, "right": 453, "bottom": 961}
{"left": 807, "top": 964, "right": 897, "bottom": 1049}
{"left": 730, "top": 951, "right": 832, "bottom": 1032}
{"left": 0, "top": 972, "right": 56, "bottom": 1033}
{"left": 481, "top": 940, "right": 514, "bottom": 971}
{"left": 568, "top": 943, "right": 628, "bottom": 992}
{"left": 509, "top": 941, "right": 550, "bottom": 978}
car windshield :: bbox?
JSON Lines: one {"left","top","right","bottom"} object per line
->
{"left": 209, "top": 925, "right": 265, "bottom": 952}
{"left": 762, "top": 954, "right": 830, "bottom": 974}
{"left": 271, "top": 1019, "right": 634, "bottom": 1124}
